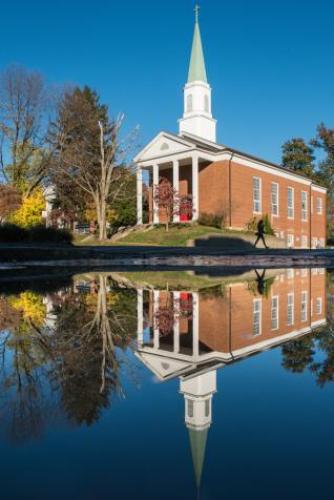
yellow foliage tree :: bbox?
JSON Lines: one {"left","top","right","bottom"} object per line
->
{"left": 9, "top": 291, "right": 46, "bottom": 328}
{"left": 10, "top": 188, "right": 45, "bottom": 227}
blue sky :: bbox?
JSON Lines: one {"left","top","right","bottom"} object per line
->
{"left": 1, "top": 0, "right": 333, "bottom": 163}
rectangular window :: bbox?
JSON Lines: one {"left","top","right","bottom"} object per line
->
{"left": 271, "top": 183, "right": 279, "bottom": 216}
{"left": 271, "top": 296, "right": 279, "bottom": 330}
{"left": 287, "top": 293, "right": 294, "bottom": 326}
{"left": 301, "top": 235, "right": 308, "bottom": 248}
{"left": 253, "top": 299, "right": 262, "bottom": 336}
{"left": 316, "top": 297, "right": 322, "bottom": 315}
{"left": 317, "top": 197, "right": 323, "bottom": 215}
{"left": 253, "top": 177, "right": 262, "bottom": 213}
{"left": 301, "top": 291, "right": 308, "bottom": 322}
{"left": 287, "top": 187, "right": 294, "bottom": 219}
{"left": 287, "top": 234, "right": 294, "bottom": 248}
{"left": 301, "top": 191, "right": 308, "bottom": 221}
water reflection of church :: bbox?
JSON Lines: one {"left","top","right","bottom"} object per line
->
{"left": 136, "top": 269, "right": 326, "bottom": 486}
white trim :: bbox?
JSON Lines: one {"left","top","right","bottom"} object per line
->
{"left": 301, "top": 290, "right": 308, "bottom": 323}
{"left": 287, "top": 292, "right": 294, "bottom": 326}
{"left": 312, "top": 185, "right": 327, "bottom": 194}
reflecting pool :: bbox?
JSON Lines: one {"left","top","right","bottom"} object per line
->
{"left": 0, "top": 268, "right": 333, "bottom": 499}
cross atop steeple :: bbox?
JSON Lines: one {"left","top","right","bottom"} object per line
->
{"left": 194, "top": 4, "right": 200, "bottom": 24}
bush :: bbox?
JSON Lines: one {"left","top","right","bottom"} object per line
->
{"left": 0, "top": 223, "right": 28, "bottom": 242}
{"left": 29, "top": 225, "right": 73, "bottom": 244}
{"left": 198, "top": 212, "right": 226, "bottom": 229}
{"left": 0, "top": 223, "right": 73, "bottom": 244}
{"left": 246, "top": 214, "right": 275, "bottom": 236}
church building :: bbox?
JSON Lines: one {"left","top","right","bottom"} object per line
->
{"left": 134, "top": 6, "right": 327, "bottom": 249}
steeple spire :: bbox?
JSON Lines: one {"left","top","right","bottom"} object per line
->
{"left": 188, "top": 4, "right": 208, "bottom": 83}
{"left": 179, "top": 4, "right": 217, "bottom": 142}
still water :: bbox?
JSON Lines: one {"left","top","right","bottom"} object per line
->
{"left": 0, "top": 268, "right": 333, "bottom": 500}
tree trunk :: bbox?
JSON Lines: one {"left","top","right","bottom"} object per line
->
{"left": 96, "top": 198, "right": 107, "bottom": 241}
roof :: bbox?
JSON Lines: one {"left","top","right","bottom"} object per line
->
{"left": 178, "top": 132, "right": 327, "bottom": 191}
{"left": 189, "top": 427, "right": 208, "bottom": 488}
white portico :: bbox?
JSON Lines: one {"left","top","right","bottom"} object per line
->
{"left": 134, "top": 5, "right": 218, "bottom": 226}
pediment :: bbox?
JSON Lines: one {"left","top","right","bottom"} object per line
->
{"left": 136, "top": 350, "right": 195, "bottom": 380}
{"left": 134, "top": 132, "right": 194, "bottom": 163}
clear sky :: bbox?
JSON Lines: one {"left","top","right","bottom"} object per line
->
{"left": 1, "top": 0, "right": 333, "bottom": 163}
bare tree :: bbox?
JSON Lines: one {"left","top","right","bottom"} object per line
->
{"left": 48, "top": 87, "right": 135, "bottom": 240}
{"left": 0, "top": 65, "right": 54, "bottom": 195}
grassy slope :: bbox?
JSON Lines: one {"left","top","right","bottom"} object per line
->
{"left": 74, "top": 225, "right": 244, "bottom": 247}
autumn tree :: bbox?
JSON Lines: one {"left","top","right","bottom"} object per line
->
{"left": 48, "top": 86, "right": 134, "bottom": 240}
{"left": 153, "top": 177, "right": 193, "bottom": 231}
{"left": 0, "top": 65, "right": 55, "bottom": 196}
{"left": 311, "top": 124, "right": 334, "bottom": 235}
{"left": 0, "top": 184, "right": 21, "bottom": 222}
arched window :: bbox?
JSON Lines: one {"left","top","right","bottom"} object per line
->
{"left": 187, "top": 94, "right": 193, "bottom": 113}
{"left": 204, "top": 95, "right": 209, "bottom": 113}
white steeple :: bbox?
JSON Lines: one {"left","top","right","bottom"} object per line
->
{"left": 180, "top": 369, "right": 217, "bottom": 488}
{"left": 179, "top": 4, "right": 217, "bottom": 143}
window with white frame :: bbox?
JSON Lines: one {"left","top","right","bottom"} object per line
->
{"left": 301, "top": 191, "right": 308, "bottom": 221}
{"left": 287, "top": 293, "right": 294, "bottom": 326}
{"left": 301, "top": 291, "right": 308, "bottom": 322}
{"left": 317, "top": 197, "right": 323, "bottom": 215}
{"left": 271, "top": 183, "right": 279, "bottom": 216}
{"left": 287, "top": 234, "right": 294, "bottom": 248}
{"left": 287, "top": 187, "right": 294, "bottom": 218}
{"left": 301, "top": 235, "right": 308, "bottom": 248}
{"left": 271, "top": 296, "right": 279, "bottom": 330}
{"left": 316, "top": 297, "right": 322, "bottom": 315}
{"left": 253, "top": 299, "right": 262, "bottom": 336}
{"left": 253, "top": 177, "right": 262, "bottom": 213}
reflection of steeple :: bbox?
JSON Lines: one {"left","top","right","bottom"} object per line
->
{"left": 188, "top": 427, "right": 208, "bottom": 488}
{"left": 180, "top": 369, "right": 217, "bottom": 489}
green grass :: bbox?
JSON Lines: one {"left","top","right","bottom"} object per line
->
{"left": 112, "top": 224, "right": 232, "bottom": 247}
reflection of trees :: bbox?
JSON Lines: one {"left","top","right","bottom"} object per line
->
{"left": 281, "top": 337, "right": 315, "bottom": 373}
{"left": 0, "top": 293, "right": 53, "bottom": 443}
{"left": 53, "top": 275, "right": 137, "bottom": 425}
{"left": 0, "top": 276, "right": 137, "bottom": 440}
{"left": 281, "top": 326, "right": 334, "bottom": 387}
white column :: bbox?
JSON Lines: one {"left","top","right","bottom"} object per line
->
{"left": 192, "top": 155, "right": 199, "bottom": 221}
{"left": 136, "top": 166, "right": 143, "bottom": 225}
{"left": 153, "top": 163, "right": 159, "bottom": 224}
{"left": 192, "top": 292, "right": 199, "bottom": 358}
{"left": 173, "top": 160, "right": 180, "bottom": 223}
{"left": 137, "top": 289, "right": 144, "bottom": 347}
{"left": 173, "top": 291, "right": 180, "bottom": 353}
{"left": 153, "top": 290, "right": 160, "bottom": 349}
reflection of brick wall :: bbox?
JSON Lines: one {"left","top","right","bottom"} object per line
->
{"left": 198, "top": 270, "right": 326, "bottom": 353}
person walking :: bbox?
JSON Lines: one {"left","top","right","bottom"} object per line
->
{"left": 254, "top": 219, "right": 269, "bottom": 248}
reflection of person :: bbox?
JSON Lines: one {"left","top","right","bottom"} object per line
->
{"left": 255, "top": 269, "right": 266, "bottom": 295}
{"left": 254, "top": 220, "right": 269, "bottom": 248}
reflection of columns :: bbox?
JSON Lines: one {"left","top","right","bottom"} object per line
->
{"left": 192, "top": 155, "right": 199, "bottom": 221}
{"left": 136, "top": 166, "right": 143, "bottom": 225}
{"left": 173, "top": 160, "right": 180, "bottom": 223}
{"left": 137, "top": 289, "right": 144, "bottom": 347}
{"left": 153, "top": 289, "right": 160, "bottom": 349}
{"left": 192, "top": 292, "right": 199, "bottom": 358}
{"left": 153, "top": 163, "right": 159, "bottom": 224}
{"left": 173, "top": 291, "right": 180, "bottom": 353}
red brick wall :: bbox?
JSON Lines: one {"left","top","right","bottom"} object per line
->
{"left": 198, "top": 159, "right": 327, "bottom": 247}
